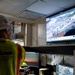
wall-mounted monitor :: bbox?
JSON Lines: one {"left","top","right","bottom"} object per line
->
{"left": 46, "top": 7, "right": 75, "bottom": 43}
{"left": 56, "top": 64, "right": 74, "bottom": 75}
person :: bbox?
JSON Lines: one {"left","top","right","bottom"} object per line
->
{"left": 0, "top": 15, "right": 25, "bottom": 75}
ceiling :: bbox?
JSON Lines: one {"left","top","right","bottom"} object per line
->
{"left": 0, "top": 0, "right": 75, "bottom": 23}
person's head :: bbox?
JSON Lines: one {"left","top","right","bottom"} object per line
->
{"left": 0, "top": 15, "right": 12, "bottom": 40}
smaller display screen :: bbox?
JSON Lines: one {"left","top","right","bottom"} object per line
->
{"left": 25, "top": 52, "right": 39, "bottom": 67}
{"left": 56, "top": 65, "right": 74, "bottom": 75}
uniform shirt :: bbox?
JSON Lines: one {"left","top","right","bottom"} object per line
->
{"left": 0, "top": 38, "right": 25, "bottom": 75}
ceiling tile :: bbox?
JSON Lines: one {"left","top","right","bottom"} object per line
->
{"left": 16, "top": 10, "right": 46, "bottom": 21}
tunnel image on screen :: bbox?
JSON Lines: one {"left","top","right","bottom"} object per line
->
{"left": 46, "top": 8, "right": 75, "bottom": 42}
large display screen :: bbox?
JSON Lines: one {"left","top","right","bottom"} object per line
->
{"left": 46, "top": 7, "right": 75, "bottom": 43}
{"left": 56, "top": 65, "right": 74, "bottom": 75}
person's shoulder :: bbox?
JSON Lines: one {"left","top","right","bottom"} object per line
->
{"left": 5, "top": 39, "right": 17, "bottom": 47}
{"left": 0, "top": 38, "right": 12, "bottom": 43}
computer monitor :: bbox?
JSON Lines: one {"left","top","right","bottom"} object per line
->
{"left": 25, "top": 52, "right": 39, "bottom": 67}
{"left": 56, "top": 64, "right": 74, "bottom": 75}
